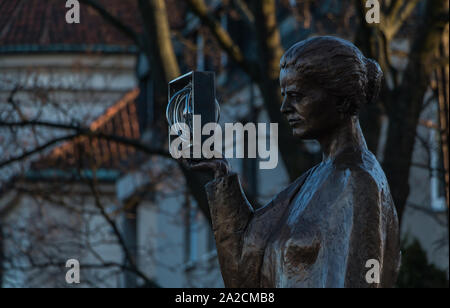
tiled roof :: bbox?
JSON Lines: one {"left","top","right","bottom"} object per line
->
{"left": 0, "top": 0, "right": 186, "bottom": 53}
{"left": 31, "top": 89, "right": 142, "bottom": 171}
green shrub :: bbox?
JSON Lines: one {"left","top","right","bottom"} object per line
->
{"left": 396, "top": 238, "right": 449, "bottom": 288}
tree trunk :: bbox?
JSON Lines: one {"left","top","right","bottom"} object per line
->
{"left": 251, "top": 0, "right": 318, "bottom": 181}
{"left": 383, "top": 0, "right": 449, "bottom": 223}
{"left": 353, "top": 0, "right": 388, "bottom": 155}
{"left": 136, "top": 0, "right": 219, "bottom": 220}
{"left": 138, "top": 0, "right": 180, "bottom": 141}
{"left": 436, "top": 24, "right": 449, "bottom": 207}
{"left": 354, "top": 21, "right": 384, "bottom": 154}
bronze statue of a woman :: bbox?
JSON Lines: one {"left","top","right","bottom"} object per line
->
{"left": 188, "top": 36, "right": 401, "bottom": 288}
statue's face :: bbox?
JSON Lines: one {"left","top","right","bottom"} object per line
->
{"left": 280, "top": 68, "right": 341, "bottom": 140}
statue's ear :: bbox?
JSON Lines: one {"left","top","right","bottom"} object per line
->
{"left": 335, "top": 97, "right": 350, "bottom": 114}
{"left": 336, "top": 97, "right": 359, "bottom": 116}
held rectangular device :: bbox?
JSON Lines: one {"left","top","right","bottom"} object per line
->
{"left": 167, "top": 71, "right": 217, "bottom": 158}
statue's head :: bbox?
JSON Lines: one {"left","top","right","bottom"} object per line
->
{"left": 279, "top": 36, "right": 382, "bottom": 139}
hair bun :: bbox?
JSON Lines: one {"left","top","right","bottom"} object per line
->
{"left": 364, "top": 58, "right": 383, "bottom": 105}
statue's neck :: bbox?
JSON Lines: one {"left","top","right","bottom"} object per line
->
{"left": 318, "top": 117, "right": 368, "bottom": 162}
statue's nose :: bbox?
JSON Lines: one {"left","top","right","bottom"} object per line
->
{"left": 280, "top": 98, "right": 289, "bottom": 114}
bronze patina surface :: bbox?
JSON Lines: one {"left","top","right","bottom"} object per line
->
{"left": 188, "top": 36, "right": 400, "bottom": 288}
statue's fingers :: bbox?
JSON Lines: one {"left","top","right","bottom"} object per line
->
{"left": 210, "top": 150, "right": 225, "bottom": 159}
{"left": 188, "top": 161, "right": 217, "bottom": 172}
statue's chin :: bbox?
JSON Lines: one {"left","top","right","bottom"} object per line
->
{"left": 292, "top": 128, "right": 310, "bottom": 139}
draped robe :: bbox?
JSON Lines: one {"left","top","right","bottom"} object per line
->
{"left": 205, "top": 149, "right": 401, "bottom": 288}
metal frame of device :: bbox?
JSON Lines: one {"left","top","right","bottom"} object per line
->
{"left": 167, "top": 71, "right": 217, "bottom": 157}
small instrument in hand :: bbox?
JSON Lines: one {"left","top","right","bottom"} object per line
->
{"left": 167, "top": 71, "right": 220, "bottom": 158}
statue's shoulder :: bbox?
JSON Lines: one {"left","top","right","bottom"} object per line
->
{"left": 334, "top": 149, "right": 389, "bottom": 192}
{"left": 334, "top": 150, "right": 396, "bottom": 217}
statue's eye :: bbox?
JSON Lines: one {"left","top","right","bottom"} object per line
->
{"left": 287, "top": 92, "right": 303, "bottom": 100}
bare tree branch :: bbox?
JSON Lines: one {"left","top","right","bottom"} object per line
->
{"left": 0, "top": 133, "right": 80, "bottom": 169}
{"left": 407, "top": 202, "right": 448, "bottom": 227}
{"left": 78, "top": 0, "right": 142, "bottom": 48}
{"left": 389, "top": 0, "right": 422, "bottom": 39}
{"left": 85, "top": 170, "right": 157, "bottom": 287}
{"left": 231, "top": 0, "right": 255, "bottom": 24}
{"left": 0, "top": 120, "right": 171, "bottom": 169}
{"left": 185, "top": 0, "right": 260, "bottom": 79}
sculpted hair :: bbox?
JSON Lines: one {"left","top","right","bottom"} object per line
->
{"left": 280, "top": 36, "right": 383, "bottom": 115}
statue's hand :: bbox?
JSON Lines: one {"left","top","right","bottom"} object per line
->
{"left": 181, "top": 156, "right": 230, "bottom": 179}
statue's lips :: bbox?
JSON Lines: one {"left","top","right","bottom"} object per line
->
{"left": 288, "top": 118, "right": 304, "bottom": 126}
